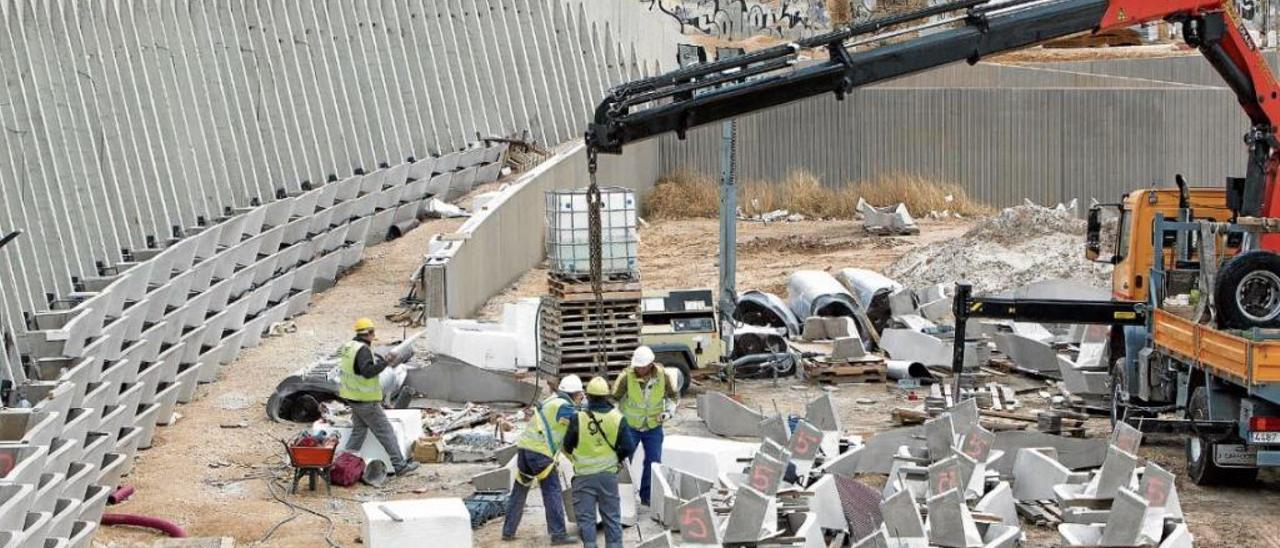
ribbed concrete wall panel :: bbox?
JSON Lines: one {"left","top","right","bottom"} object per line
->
{"left": 661, "top": 86, "right": 1248, "bottom": 210}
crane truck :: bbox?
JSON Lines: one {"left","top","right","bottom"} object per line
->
{"left": 580, "top": 0, "right": 1280, "bottom": 483}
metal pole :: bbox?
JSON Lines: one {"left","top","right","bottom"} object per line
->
{"left": 718, "top": 119, "right": 738, "bottom": 362}
{"left": 950, "top": 283, "right": 973, "bottom": 404}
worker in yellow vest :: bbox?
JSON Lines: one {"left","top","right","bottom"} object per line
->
{"left": 611, "top": 345, "right": 677, "bottom": 506}
{"left": 563, "top": 377, "right": 636, "bottom": 548}
{"left": 500, "top": 375, "right": 585, "bottom": 544}
{"left": 339, "top": 318, "right": 418, "bottom": 476}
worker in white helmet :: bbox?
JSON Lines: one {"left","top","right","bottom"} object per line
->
{"left": 611, "top": 345, "right": 678, "bottom": 506}
{"left": 501, "top": 375, "right": 585, "bottom": 544}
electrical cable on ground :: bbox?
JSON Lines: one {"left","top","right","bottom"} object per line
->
{"left": 263, "top": 475, "right": 341, "bottom": 548}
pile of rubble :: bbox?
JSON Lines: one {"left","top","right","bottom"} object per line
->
{"left": 886, "top": 203, "right": 1111, "bottom": 295}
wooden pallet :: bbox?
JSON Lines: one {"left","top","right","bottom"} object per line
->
{"left": 805, "top": 362, "right": 887, "bottom": 384}
{"left": 1015, "top": 500, "right": 1063, "bottom": 527}
{"left": 548, "top": 276, "right": 642, "bottom": 302}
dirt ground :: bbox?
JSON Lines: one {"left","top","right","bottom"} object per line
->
{"left": 95, "top": 215, "right": 1280, "bottom": 547}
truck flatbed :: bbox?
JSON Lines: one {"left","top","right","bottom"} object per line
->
{"left": 1152, "top": 308, "right": 1280, "bottom": 400}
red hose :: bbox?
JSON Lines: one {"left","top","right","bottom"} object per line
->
{"left": 109, "top": 485, "right": 135, "bottom": 504}
{"left": 101, "top": 513, "right": 188, "bottom": 538}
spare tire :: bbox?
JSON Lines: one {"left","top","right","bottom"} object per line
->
{"left": 1215, "top": 251, "right": 1280, "bottom": 329}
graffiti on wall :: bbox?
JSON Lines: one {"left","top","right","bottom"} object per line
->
{"left": 648, "top": 0, "right": 869, "bottom": 39}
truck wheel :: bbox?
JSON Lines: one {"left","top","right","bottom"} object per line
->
{"left": 1185, "top": 386, "right": 1259, "bottom": 485}
{"left": 655, "top": 351, "right": 693, "bottom": 395}
{"left": 1216, "top": 251, "right": 1280, "bottom": 329}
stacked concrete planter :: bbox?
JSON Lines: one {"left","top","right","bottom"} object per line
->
{"left": 1, "top": 145, "right": 505, "bottom": 546}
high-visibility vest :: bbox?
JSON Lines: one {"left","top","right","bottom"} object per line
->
{"left": 338, "top": 340, "right": 382, "bottom": 402}
{"left": 516, "top": 396, "right": 573, "bottom": 457}
{"left": 571, "top": 409, "right": 623, "bottom": 476}
{"left": 618, "top": 365, "right": 666, "bottom": 431}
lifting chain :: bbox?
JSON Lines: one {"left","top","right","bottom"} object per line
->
{"left": 586, "top": 149, "right": 608, "bottom": 377}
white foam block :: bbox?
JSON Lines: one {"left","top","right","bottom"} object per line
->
{"left": 327, "top": 409, "right": 423, "bottom": 468}
{"left": 361, "top": 498, "right": 472, "bottom": 548}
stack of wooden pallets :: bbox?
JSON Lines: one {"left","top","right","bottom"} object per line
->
{"left": 538, "top": 273, "right": 642, "bottom": 379}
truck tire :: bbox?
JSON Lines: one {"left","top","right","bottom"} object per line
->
{"left": 1215, "top": 251, "right": 1280, "bottom": 329}
{"left": 1185, "top": 386, "right": 1258, "bottom": 485}
{"left": 654, "top": 351, "right": 693, "bottom": 395}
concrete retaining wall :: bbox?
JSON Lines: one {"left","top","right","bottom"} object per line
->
{"left": 425, "top": 141, "right": 661, "bottom": 318}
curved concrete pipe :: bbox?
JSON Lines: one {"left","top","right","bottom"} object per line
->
{"left": 887, "top": 360, "right": 933, "bottom": 381}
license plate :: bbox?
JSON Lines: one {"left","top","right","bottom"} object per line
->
{"left": 1251, "top": 431, "right": 1280, "bottom": 444}
{"left": 1215, "top": 444, "right": 1259, "bottom": 466}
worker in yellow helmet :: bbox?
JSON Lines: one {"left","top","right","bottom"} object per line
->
{"left": 338, "top": 318, "right": 418, "bottom": 477}
{"left": 611, "top": 345, "right": 677, "bottom": 506}
{"left": 501, "top": 375, "right": 585, "bottom": 544}
{"left": 563, "top": 377, "right": 636, "bottom": 548}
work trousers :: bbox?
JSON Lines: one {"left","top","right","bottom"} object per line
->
{"left": 501, "top": 449, "right": 568, "bottom": 540}
{"left": 344, "top": 401, "right": 407, "bottom": 469}
{"left": 630, "top": 426, "right": 664, "bottom": 505}
{"left": 572, "top": 472, "right": 622, "bottom": 548}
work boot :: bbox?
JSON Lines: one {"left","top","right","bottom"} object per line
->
{"left": 393, "top": 461, "right": 420, "bottom": 476}
{"left": 549, "top": 536, "right": 576, "bottom": 545}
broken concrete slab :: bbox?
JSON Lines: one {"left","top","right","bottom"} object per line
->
{"left": 949, "top": 400, "right": 980, "bottom": 440}
{"left": 361, "top": 498, "right": 472, "bottom": 548}
{"left": 805, "top": 393, "right": 842, "bottom": 433}
{"left": 651, "top": 463, "right": 679, "bottom": 528}
{"left": 1013, "top": 448, "right": 1089, "bottom": 502}
{"left": 925, "top": 489, "right": 982, "bottom": 548}
{"left": 676, "top": 495, "right": 723, "bottom": 546}
{"left": 1111, "top": 421, "right": 1144, "bottom": 455}
{"left": 744, "top": 452, "right": 787, "bottom": 496}
{"left": 975, "top": 481, "right": 1019, "bottom": 526}
{"left": 697, "top": 392, "right": 764, "bottom": 437}
{"left": 809, "top": 474, "right": 849, "bottom": 532}
{"left": 815, "top": 445, "right": 863, "bottom": 478}
{"left": 759, "top": 414, "right": 790, "bottom": 446}
{"left": 658, "top": 436, "right": 758, "bottom": 482}
{"left": 858, "top": 199, "right": 919, "bottom": 236}
{"left": 404, "top": 355, "right": 538, "bottom": 404}
{"left": 833, "top": 336, "right": 868, "bottom": 359}
{"left": 958, "top": 426, "right": 996, "bottom": 463}
{"left": 858, "top": 428, "right": 1107, "bottom": 475}
{"left": 1057, "top": 488, "right": 1150, "bottom": 547}
{"left": 882, "top": 329, "right": 983, "bottom": 368}
{"left": 925, "top": 415, "right": 956, "bottom": 463}
{"left": 994, "top": 333, "right": 1060, "bottom": 378}
{"left": 788, "top": 420, "right": 825, "bottom": 466}
{"left": 928, "top": 457, "right": 964, "bottom": 498}
{"left": 919, "top": 297, "right": 954, "bottom": 324}
{"left": 880, "top": 488, "right": 926, "bottom": 541}
{"left": 723, "top": 486, "right": 773, "bottom": 544}
{"left": 1138, "top": 461, "right": 1181, "bottom": 519}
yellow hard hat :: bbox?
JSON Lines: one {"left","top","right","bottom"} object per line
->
{"left": 354, "top": 318, "right": 376, "bottom": 333}
{"left": 586, "top": 377, "right": 610, "bottom": 397}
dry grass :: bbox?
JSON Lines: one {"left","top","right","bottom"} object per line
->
{"left": 644, "top": 169, "right": 990, "bottom": 220}
{"left": 826, "top": 0, "right": 853, "bottom": 25}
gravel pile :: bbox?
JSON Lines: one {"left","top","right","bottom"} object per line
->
{"left": 886, "top": 203, "right": 1112, "bottom": 295}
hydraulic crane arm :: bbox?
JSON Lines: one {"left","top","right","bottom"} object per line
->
{"left": 585, "top": 0, "right": 1280, "bottom": 229}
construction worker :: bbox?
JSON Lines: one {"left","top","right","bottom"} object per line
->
{"left": 339, "top": 318, "right": 419, "bottom": 477}
{"left": 612, "top": 345, "right": 677, "bottom": 507}
{"left": 501, "top": 375, "right": 585, "bottom": 544}
{"left": 563, "top": 377, "right": 636, "bottom": 548}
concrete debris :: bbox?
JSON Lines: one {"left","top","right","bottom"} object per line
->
{"left": 421, "top": 299, "right": 539, "bottom": 372}
{"left": 925, "top": 414, "right": 956, "bottom": 463}
{"left": 637, "top": 531, "right": 675, "bottom": 548}
{"left": 994, "top": 333, "right": 1061, "bottom": 378}
{"left": 361, "top": 498, "right": 472, "bottom": 548}
{"left": 697, "top": 392, "right": 764, "bottom": 437}
{"left": 975, "top": 481, "right": 1019, "bottom": 526}
{"left": 1057, "top": 487, "right": 1154, "bottom": 547}
{"left": 882, "top": 329, "right": 985, "bottom": 369}
{"left": 805, "top": 393, "right": 842, "bottom": 433}
{"left": 421, "top": 198, "right": 469, "bottom": 218}
{"left": 326, "top": 409, "right": 423, "bottom": 470}
{"left": 886, "top": 203, "right": 1111, "bottom": 295}
{"left": 403, "top": 354, "right": 539, "bottom": 404}
{"left": 803, "top": 315, "right": 861, "bottom": 341}
{"left": 926, "top": 489, "right": 983, "bottom": 547}
{"left": 676, "top": 495, "right": 723, "bottom": 546}
{"left": 723, "top": 486, "right": 775, "bottom": 543}
{"left": 759, "top": 414, "right": 791, "bottom": 446}
{"left": 880, "top": 488, "right": 927, "bottom": 541}
{"left": 858, "top": 198, "right": 920, "bottom": 236}
{"left": 1012, "top": 448, "right": 1088, "bottom": 502}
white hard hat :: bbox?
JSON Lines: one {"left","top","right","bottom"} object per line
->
{"left": 632, "top": 346, "right": 656, "bottom": 368}
{"left": 558, "top": 374, "right": 584, "bottom": 394}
